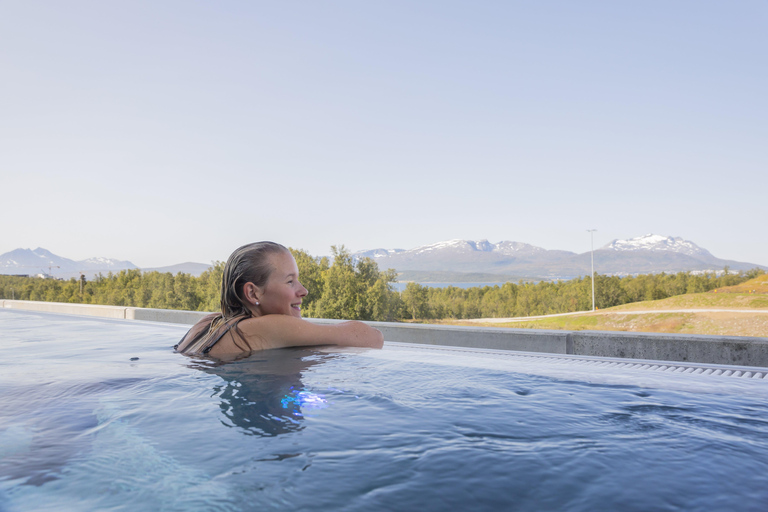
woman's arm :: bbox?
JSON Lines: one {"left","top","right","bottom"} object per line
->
{"left": 255, "top": 316, "right": 384, "bottom": 350}
{"left": 208, "top": 315, "right": 384, "bottom": 357}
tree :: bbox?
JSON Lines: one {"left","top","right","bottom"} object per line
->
{"left": 402, "top": 282, "right": 430, "bottom": 320}
{"left": 196, "top": 262, "right": 224, "bottom": 312}
{"left": 314, "top": 246, "right": 363, "bottom": 320}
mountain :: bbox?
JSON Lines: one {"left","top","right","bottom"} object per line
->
{"left": 356, "top": 239, "right": 574, "bottom": 273}
{"left": 0, "top": 248, "right": 211, "bottom": 279}
{"left": 3, "top": 235, "right": 763, "bottom": 283}
{"left": 354, "top": 248, "right": 406, "bottom": 259}
{"left": 353, "top": 235, "right": 766, "bottom": 281}
{"left": 601, "top": 234, "right": 714, "bottom": 258}
{"left": 0, "top": 248, "right": 137, "bottom": 278}
{"left": 354, "top": 239, "right": 576, "bottom": 278}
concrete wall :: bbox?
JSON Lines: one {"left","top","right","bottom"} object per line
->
{"left": 126, "top": 307, "right": 210, "bottom": 325}
{"left": 1, "top": 299, "right": 129, "bottom": 319}
{"left": 3, "top": 300, "right": 768, "bottom": 367}
{"left": 0, "top": 300, "right": 209, "bottom": 325}
{"left": 570, "top": 330, "right": 768, "bottom": 367}
{"left": 308, "top": 318, "right": 568, "bottom": 354}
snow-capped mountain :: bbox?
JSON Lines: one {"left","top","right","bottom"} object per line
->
{"left": 408, "top": 239, "right": 547, "bottom": 256}
{"left": 0, "top": 248, "right": 61, "bottom": 268}
{"left": 0, "top": 248, "right": 137, "bottom": 278}
{"left": 601, "top": 234, "right": 713, "bottom": 258}
{"left": 3, "top": 235, "right": 763, "bottom": 283}
{"left": 352, "top": 239, "right": 577, "bottom": 277}
{"left": 353, "top": 235, "right": 765, "bottom": 280}
{"left": 411, "top": 239, "right": 495, "bottom": 254}
{"left": 358, "top": 239, "right": 549, "bottom": 260}
{"left": 354, "top": 248, "right": 406, "bottom": 259}
{"left": 80, "top": 256, "right": 131, "bottom": 267}
{"left": 0, "top": 248, "right": 215, "bottom": 279}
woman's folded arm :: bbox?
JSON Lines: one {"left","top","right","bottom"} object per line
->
{"left": 207, "top": 315, "right": 384, "bottom": 357}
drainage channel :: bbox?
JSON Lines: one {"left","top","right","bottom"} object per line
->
{"left": 385, "top": 341, "right": 768, "bottom": 380}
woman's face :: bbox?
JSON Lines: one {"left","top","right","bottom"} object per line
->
{"left": 258, "top": 251, "right": 308, "bottom": 318}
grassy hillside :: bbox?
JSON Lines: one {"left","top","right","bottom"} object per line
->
{"left": 469, "top": 310, "right": 768, "bottom": 337}
{"left": 608, "top": 293, "right": 768, "bottom": 311}
{"left": 444, "top": 276, "right": 768, "bottom": 337}
{"left": 715, "top": 273, "right": 768, "bottom": 293}
{"left": 609, "top": 274, "right": 768, "bottom": 311}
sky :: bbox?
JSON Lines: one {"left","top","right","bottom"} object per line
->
{"left": 1, "top": 1, "right": 766, "bottom": 268}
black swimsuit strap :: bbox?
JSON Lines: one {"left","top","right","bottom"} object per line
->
{"left": 201, "top": 319, "right": 240, "bottom": 354}
{"left": 175, "top": 316, "right": 248, "bottom": 355}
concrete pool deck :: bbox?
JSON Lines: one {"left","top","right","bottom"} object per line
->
{"left": 2, "top": 299, "right": 768, "bottom": 368}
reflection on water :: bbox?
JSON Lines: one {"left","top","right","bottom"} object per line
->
{"left": 0, "top": 380, "right": 130, "bottom": 486}
{"left": 0, "top": 400, "right": 98, "bottom": 486}
{"left": 0, "top": 346, "right": 339, "bottom": 489}
{"left": 189, "top": 348, "right": 337, "bottom": 437}
{"left": 4, "top": 309, "right": 768, "bottom": 512}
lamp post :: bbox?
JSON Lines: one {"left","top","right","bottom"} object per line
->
{"left": 587, "top": 229, "right": 597, "bottom": 311}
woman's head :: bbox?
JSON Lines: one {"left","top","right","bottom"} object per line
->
{"left": 220, "top": 242, "right": 307, "bottom": 319}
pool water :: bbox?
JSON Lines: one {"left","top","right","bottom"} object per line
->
{"left": 1, "top": 310, "right": 767, "bottom": 511}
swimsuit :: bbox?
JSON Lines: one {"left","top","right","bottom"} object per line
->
{"left": 174, "top": 316, "right": 247, "bottom": 355}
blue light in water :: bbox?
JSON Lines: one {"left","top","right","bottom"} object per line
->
{"left": 281, "top": 388, "right": 328, "bottom": 412}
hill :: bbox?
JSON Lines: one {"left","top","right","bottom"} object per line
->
{"left": 0, "top": 248, "right": 212, "bottom": 278}
{"left": 0, "top": 247, "right": 137, "bottom": 279}
{"left": 456, "top": 277, "right": 768, "bottom": 337}
{"left": 355, "top": 234, "right": 766, "bottom": 281}
{"left": 711, "top": 273, "right": 768, "bottom": 294}
{"left": 608, "top": 274, "right": 768, "bottom": 311}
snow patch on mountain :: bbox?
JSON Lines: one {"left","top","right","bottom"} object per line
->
{"left": 353, "top": 240, "right": 556, "bottom": 264}
{"left": 601, "top": 234, "right": 713, "bottom": 258}
{"left": 369, "top": 239, "right": 549, "bottom": 257}
{"left": 353, "top": 248, "right": 406, "bottom": 260}
{"left": 412, "top": 239, "right": 476, "bottom": 254}
{"left": 0, "top": 248, "right": 137, "bottom": 275}
{"left": 0, "top": 248, "right": 65, "bottom": 268}
{"left": 495, "top": 241, "right": 546, "bottom": 255}
{"left": 80, "top": 256, "right": 135, "bottom": 268}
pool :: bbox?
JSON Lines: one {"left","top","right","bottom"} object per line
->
{"left": 1, "top": 309, "right": 767, "bottom": 511}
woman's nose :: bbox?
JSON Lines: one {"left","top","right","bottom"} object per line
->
{"left": 298, "top": 283, "right": 308, "bottom": 297}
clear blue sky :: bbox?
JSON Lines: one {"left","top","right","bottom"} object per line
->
{"left": 2, "top": 1, "right": 766, "bottom": 267}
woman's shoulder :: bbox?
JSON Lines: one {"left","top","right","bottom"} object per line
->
{"left": 205, "top": 315, "right": 273, "bottom": 358}
{"left": 175, "top": 313, "right": 224, "bottom": 354}
{"left": 196, "top": 312, "right": 222, "bottom": 325}
{"left": 189, "top": 313, "right": 221, "bottom": 337}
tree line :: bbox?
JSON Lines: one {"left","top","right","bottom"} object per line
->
{"left": 399, "top": 268, "right": 760, "bottom": 320}
{"left": 0, "top": 246, "right": 761, "bottom": 322}
{"left": 0, "top": 247, "right": 403, "bottom": 322}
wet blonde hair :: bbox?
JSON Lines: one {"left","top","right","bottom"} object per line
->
{"left": 181, "top": 241, "right": 290, "bottom": 355}
{"left": 220, "top": 241, "right": 290, "bottom": 319}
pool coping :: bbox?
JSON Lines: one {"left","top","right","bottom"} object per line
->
{"left": 2, "top": 299, "right": 768, "bottom": 368}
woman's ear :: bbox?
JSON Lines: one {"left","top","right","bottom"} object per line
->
{"left": 242, "top": 282, "right": 261, "bottom": 306}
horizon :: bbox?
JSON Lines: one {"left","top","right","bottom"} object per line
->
{"left": 3, "top": 232, "right": 766, "bottom": 269}
{"left": 2, "top": 2, "right": 765, "bottom": 267}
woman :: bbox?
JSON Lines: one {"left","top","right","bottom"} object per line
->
{"left": 175, "top": 242, "right": 384, "bottom": 359}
